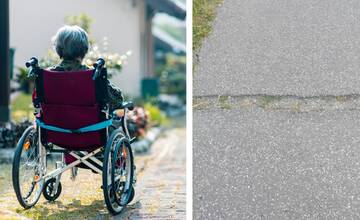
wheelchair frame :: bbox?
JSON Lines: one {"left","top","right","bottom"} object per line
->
{"left": 12, "top": 57, "right": 136, "bottom": 215}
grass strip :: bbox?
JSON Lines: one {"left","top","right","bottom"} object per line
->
{"left": 193, "top": 0, "right": 224, "bottom": 51}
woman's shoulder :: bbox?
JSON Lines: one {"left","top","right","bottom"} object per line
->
{"left": 48, "top": 61, "right": 89, "bottom": 71}
{"left": 48, "top": 65, "right": 64, "bottom": 71}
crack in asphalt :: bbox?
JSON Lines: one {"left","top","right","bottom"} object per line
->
{"left": 193, "top": 94, "right": 360, "bottom": 112}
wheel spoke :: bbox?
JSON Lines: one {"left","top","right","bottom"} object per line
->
{"left": 13, "top": 126, "right": 44, "bottom": 208}
{"left": 23, "top": 181, "right": 36, "bottom": 199}
{"left": 103, "top": 131, "right": 133, "bottom": 214}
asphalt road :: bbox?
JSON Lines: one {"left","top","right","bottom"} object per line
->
{"left": 194, "top": 107, "right": 360, "bottom": 219}
{"left": 194, "top": 0, "right": 360, "bottom": 97}
{"left": 193, "top": 0, "right": 360, "bottom": 219}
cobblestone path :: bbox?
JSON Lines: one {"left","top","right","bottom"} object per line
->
{"left": 117, "top": 127, "right": 186, "bottom": 220}
{"left": 0, "top": 127, "right": 186, "bottom": 220}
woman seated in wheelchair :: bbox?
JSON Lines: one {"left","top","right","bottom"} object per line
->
{"left": 12, "top": 25, "right": 136, "bottom": 215}
{"left": 51, "top": 25, "right": 124, "bottom": 110}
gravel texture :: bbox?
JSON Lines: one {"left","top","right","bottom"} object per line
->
{"left": 194, "top": 0, "right": 360, "bottom": 97}
{"left": 194, "top": 107, "right": 360, "bottom": 219}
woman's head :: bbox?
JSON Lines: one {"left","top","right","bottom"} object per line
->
{"left": 52, "top": 25, "right": 89, "bottom": 61}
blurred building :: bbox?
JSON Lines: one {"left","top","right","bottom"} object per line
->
{"left": 10, "top": 0, "right": 186, "bottom": 97}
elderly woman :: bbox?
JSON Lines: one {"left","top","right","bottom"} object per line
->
{"left": 50, "top": 25, "right": 123, "bottom": 109}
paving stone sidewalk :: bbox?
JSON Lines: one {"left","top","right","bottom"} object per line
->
{"left": 116, "top": 127, "right": 186, "bottom": 220}
{"left": 0, "top": 127, "right": 186, "bottom": 220}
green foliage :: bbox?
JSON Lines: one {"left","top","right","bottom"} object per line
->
{"left": 11, "top": 93, "right": 34, "bottom": 122}
{"left": 16, "top": 67, "right": 29, "bottom": 85}
{"left": 218, "top": 95, "right": 231, "bottom": 109}
{"left": 155, "top": 53, "right": 186, "bottom": 102}
{"left": 144, "top": 102, "right": 169, "bottom": 126}
{"left": 193, "top": 0, "right": 223, "bottom": 51}
{"left": 258, "top": 96, "right": 280, "bottom": 109}
{"left": 65, "top": 13, "right": 93, "bottom": 34}
{"left": 16, "top": 67, "right": 34, "bottom": 94}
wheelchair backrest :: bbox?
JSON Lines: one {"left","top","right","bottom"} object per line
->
{"left": 35, "top": 69, "right": 109, "bottom": 150}
{"left": 43, "top": 70, "right": 98, "bottom": 105}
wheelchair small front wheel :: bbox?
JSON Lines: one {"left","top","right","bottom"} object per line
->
{"left": 102, "top": 129, "right": 134, "bottom": 215}
{"left": 43, "top": 178, "right": 62, "bottom": 201}
{"left": 12, "top": 126, "right": 44, "bottom": 209}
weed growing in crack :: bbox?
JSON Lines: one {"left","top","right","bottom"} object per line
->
{"left": 218, "top": 95, "right": 232, "bottom": 109}
{"left": 335, "top": 95, "right": 349, "bottom": 103}
{"left": 291, "top": 102, "right": 301, "bottom": 113}
{"left": 258, "top": 96, "right": 280, "bottom": 109}
{"left": 193, "top": 99, "right": 211, "bottom": 110}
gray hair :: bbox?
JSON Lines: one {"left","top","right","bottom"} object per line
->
{"left": 52, "top": 25, "right": 89, "bottom": 60}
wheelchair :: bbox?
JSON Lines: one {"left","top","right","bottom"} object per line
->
{"left": 12, "top": 57, "right": 136, "bottom": 215}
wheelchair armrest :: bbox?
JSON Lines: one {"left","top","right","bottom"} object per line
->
{"left": 119, "top": 101, "right": 134, "bottom": 111}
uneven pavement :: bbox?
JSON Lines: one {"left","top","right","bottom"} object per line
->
{"left": 194, "top": 0, "right": 360, "bottom": 219}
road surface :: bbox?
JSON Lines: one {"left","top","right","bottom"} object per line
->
{"left": 194, "top": 0, "right": 360, "bottom": 219}
{"left": 194, "top": 0, "right": 360, "bottom": 97}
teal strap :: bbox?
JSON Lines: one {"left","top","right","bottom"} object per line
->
{"left": 36, "top": 119, "right": 112, "bottom": 134}
{"left": 77, "top": 119, "right": 112, "bottom": 133}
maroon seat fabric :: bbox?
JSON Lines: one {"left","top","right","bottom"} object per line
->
{"left": 39, "top": 70, "right": 106, "bottom": 164}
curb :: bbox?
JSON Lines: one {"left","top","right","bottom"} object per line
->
{"left": 0, "top": 148, "right": 14, "bottom": 164}
{"left": 131, "top": 127, "right": 163, "bottom": 153}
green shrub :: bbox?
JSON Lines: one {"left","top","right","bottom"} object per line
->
{"left": 16, "top": 67, "right": 34, "bottom": 94}
{"left": 11, "top": 93, "right": 34, "bottom": 122}
{"left": 155, "top": 53, "right": 186, "bottom": 102}
{"left": 144, "top": 102, "right": 169, "bottom": 126}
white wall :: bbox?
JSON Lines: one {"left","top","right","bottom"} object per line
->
{"left": 10, "top": 0, "right": 145, "bottom": 97}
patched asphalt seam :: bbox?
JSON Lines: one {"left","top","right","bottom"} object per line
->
{"left": 193, "top": 94, "right": 360, "bottom": 112}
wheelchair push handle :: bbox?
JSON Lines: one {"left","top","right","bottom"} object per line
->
{"left": 93, "top": 58, "right": 105, "bottom": 69}
{"left": 92, "top": 58, "right": 105, "bottom": 80}
{"left": 25, "top": 57, "right": 39, "bottom": 77}
{"left": 120, "top": 101, "right": 134, "bottom": 111}
{"left": 25, "top": 57, "right": 38, "bottom": 68}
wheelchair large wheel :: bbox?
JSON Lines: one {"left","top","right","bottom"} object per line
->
{"left": 102, "top": 129, "right": 134, "bottom": 215}
{"left": 12, "top": 126, "right": 44, "bottom": 209}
